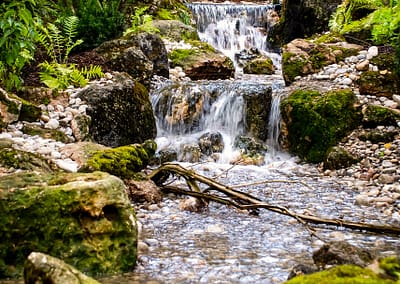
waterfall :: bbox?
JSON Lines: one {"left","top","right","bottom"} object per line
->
{"left": 187, "top": 2, "right": 281, "bottom": 72}
{"left": 267, "top": 92, "right": 282, "bottom": 157}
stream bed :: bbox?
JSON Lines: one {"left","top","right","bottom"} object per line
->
{"left": 100, "top": 159, "right": 400, "bottom": 284}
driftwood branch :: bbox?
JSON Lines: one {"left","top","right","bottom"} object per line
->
{"left": 149, "top": 163, "right": 400, "bottom": 235}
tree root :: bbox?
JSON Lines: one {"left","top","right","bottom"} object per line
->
{"left": 149, "top": 163, "right": 400, "bottom": 236}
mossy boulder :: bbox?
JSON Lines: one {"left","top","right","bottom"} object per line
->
{"left": 0, "top": 171, "right": 138, "bottom": 278}
{"left": 79, "top": 140, "right": 157, "bottom": 179}
{"left": 281, "top": 89, "right": 362, "bottom": 162}
{"left": 357, "top": 71, "right": 400, "bottom": 98}
{"left": 324, "top": 146, "right": 360, "bottom": 170}
{"left": 285, "top": 264, "right": 396, "bottom": 284}
{"left": 362, "top": 104, "right": 400, "bottom": 128}
{"left": 243, "top": 56, "right": 275, "bottom": 75}
{"left": 77, "top": 72, "right": 157, "bottom": 147}
{"left": 168, "top": 41, "right": 234, "bottom": 80}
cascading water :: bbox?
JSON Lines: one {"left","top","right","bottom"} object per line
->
{"left": 187, "top": 2, "right": 281, "bottom": 73}
{"left": 151, "top": 2, "right": 285, "bottom": 164}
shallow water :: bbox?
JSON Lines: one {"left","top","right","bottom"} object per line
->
{"left": 99, "top": 158, "right": 400, "bottom": 284}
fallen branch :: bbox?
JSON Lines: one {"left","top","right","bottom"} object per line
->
{"left": 149, "top": 163, "right": 400, "bottom": 236}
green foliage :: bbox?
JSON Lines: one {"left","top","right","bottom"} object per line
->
{"left": 38, "top": 61, "right": 103, "bottom": 89}
{"left": 36, "top": 16, "right": 103, "bottom": 89}
{"left": 370, "top": 5, "right": 400, "bottom": 44}
{"left": 73, "top": 0, "right": 125, "bottom": 51}
{"left": 37, "top": 16, "right": 83, "bottom": 64}
{"left": 0, "top": 1, "right": 36, "bottom": 90}
{"left": 157, "top": 8, "right": 174, "bottom": 20}
{"left": 124, "top": 6, "right": 160, "bottom": 35}
{"left": 396, "top": 35, "right": 400, "bottom": 77}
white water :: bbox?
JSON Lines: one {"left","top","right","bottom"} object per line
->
{"left": 187, "top": 2, "right": 281, "bottom": 73}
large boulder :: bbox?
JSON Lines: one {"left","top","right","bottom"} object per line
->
{"left": 95, "top": 32, "right": 169, "bottom": 87}
{"left": 77, "top": 72, "right": 157, "bottom": 147}
{"left": 362, "top": 104, "right": 400, "bottom": 128}
{"left": 357, "top": 71, "right": 400, "bottom": 98}
{"left": 0, "top": 171, "right": 138, "bottom": 278}
{"left": 0, "top": 88, "right": 22, "bottom": 129}
{"left": 281, "top": 89, "right": 362, "bottom": 162}
{"left": 168, "top": 41, "right": 234, "bottom": 80}
{"left": 24, "top": 252, "right": 100, "bottom": 284}
{"left": 268, "top": 0, "right": 342, "bottom": 46}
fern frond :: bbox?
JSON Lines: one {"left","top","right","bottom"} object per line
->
{"left": 81, "top": 64, "right": 104, "bottom": 80}
{"left": 63, "top": 16, "right": 81, "bottom": 62}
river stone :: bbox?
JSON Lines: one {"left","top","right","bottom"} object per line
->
{"left": 0, "top": 171, "right": 137, "bottom": 278}
{"left": 24, "top": 252, "right": 100, "bottom": 284}
{"left": 199, "top": 132, "right": 224, "bottom": 155}
{"left": 125, "top": 179, "right": 163, "bottom": 204}
{"left": 312, "top": 241, "right": 374, "bottom": 269}
{"left": 77, "top": 72, "right": 157, "bottom": 147}
{"left": 323, "top": 146, "right": 359, "bottom": 170}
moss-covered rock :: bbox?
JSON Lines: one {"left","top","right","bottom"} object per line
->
{"left": 0, "top": 147, "right": 54, "bottom": 172}
{"left": 243, "top": 56, "right": 275, "bottom": 75}
{"left": 357, "top": 71, "right": 400, "bottom": 98}
{"left": 285, "top": 264, "right": 395, "bottom": 284}
{"left": 24, "top": 252, "right": 100, "bottom": 284}
{"left": 362, "top": 104, "right": 400, "bottom": 128}
{"left": 281, "top": 89, "right": 362, "bottom": 162}
{"left": 22, "top": 123, "right": 70, "bottom": 143}
{"left": 324, "top": 146, "right": 360, "bottom": 170}
{"left": 80, "top": 140, "right": 157, "bottom": 179}
{"left": 168, "top": 41, "right": 234, "bottom": 80}
{"left": 0, "top": 171, "right": 137, "bottom": 278}
{"left": 0, "top": 88, "right": 22, "bottom": 129}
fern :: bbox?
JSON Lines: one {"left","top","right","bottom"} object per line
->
{"left": 124, "top": 6, "right": 160, "bottom": 35}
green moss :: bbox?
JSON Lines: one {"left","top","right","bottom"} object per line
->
{"left": 168, "top": 48, "right": 198, "bottom": 67}
{"left": 281, "top": 89, "right": 361, "bottom": 162}
{"left": 285, "top": 265, "right": 395, "bottom": 284}
{"left": 0, "top": 148, "right": 53, "bottom": 172}
{"left": 0, "top": 171, "right": 137, "bottom": 278}
{"left": 370, "top": 53, "right": 396, "bottom": 72}
{"left": 0, "top": 92, "right": 20, "bottom": 115}
{"left": 156, "top": 8, "right": 174, "bottom": 20}
{"left": 243, "top": 57, "right": 275, "bottom": 75}
{"left": 314, "top": 32, "right": 346, "bottom": 44}
{"left": 282, "top": 52, "right": 308, "bottom": 84}
{"left": 379, "top": 256, "right": 400, "bottom": 280}
{"left": 363, "top": 104, "right": 400, "bottom": 127}
{"left": 82, "top": 140, "right": 157, "bottom": 179}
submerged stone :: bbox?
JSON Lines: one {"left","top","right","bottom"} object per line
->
{"left": 0, "top": 171, "right": 138, "bottom": 278}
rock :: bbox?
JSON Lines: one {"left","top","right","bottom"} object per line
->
{"left": 393, "top": 94, "right": 400, "bottom": 105}
{"left": 378, "top": 174, "right": 396, "bottom": 184}
{"left": 0, "top": 88, "right": 22, "bottom": 129}
{"left": 367, "top": 46, "right": 379, "bottom": 59}
{"left": 151, "top": 148, "right": 178, "bottom": 165}
{"left": 198, "top": 132, "right": 224, "bottom": 155}
{"left": 70, "top": 113, "right": 92, "bottom": 142}
{"left": 355, "top": 59, "right": 370, "bottom": 71}
{"left": 357, "top": 71, "right": 400, "bottom": 98}
{"left": 0, "top": 171, "right": 138, "bottom": 278}
{"left": 22, "top": 123, "right": 70, "bottom": 143}
{"left": 96, "top": 33, "right": 168, "bottom": 87}
{"left": 312, "top": 241, "right": 374, "bottom": 269}
{"left": 45, "top": 118, "right": 60, "bottom": 129}
{"left": 323, "top": 146, "right": 359, "bottom": 170}
{"left": 79, "top": 140, "right": 157, "bottom": 179}
{"left": 0, "top": 147, "right": 54, "bottom": 172}
{"left": 243, "top": 56, "right": 275, "bottom": 75}
{"left": 362, "top": 104, "right": 400, "bottom": 128}
{"left": 77, "top": 72, "right": 157, "bottom": 147}
{"left": 168, "top": 41, "right": 234, "bottom": 80}
{"left": 281, "top": 89, "right": 361, "bottom": 162}
{"left": 153, "top": 20, "right": 199, "bottom": 42}
{"left": 287, "top": 264, "right": 318, "bottom": 280}
{"left": 268, "top": 0, "right": 342, "bottom": 46}
{"left": 125, "top": 179, "right": 163, "bottom": 204}
{"left": 24, "top": 252, "right": 100, "bottom": 284}
{"left": 180, "top": 143, "right": 201, "bottom": 163}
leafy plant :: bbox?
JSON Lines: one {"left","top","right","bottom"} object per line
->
{"left": 38, "top": 61, "right": 103, "bottom": 89}
{"left": 73, "top": 0, "right": 125, "bottom": 51}
{"left": 36, "top": 15, "right": 103, "bottom": 89}
{"left": 36, "top": 16, "right": 83, "bottom": 64}
{"left": 370, "top": 4, "right": 400, "bottom": 44}
{"left": 124, "top": 6, "right": 160, "bottom": 35}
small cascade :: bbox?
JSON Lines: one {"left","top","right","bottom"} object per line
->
{"left": 187, "top": 2, "right": 280, "bottom": 72}
{"left": 267, "top": 92, "right": 282, "bottom": 157}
